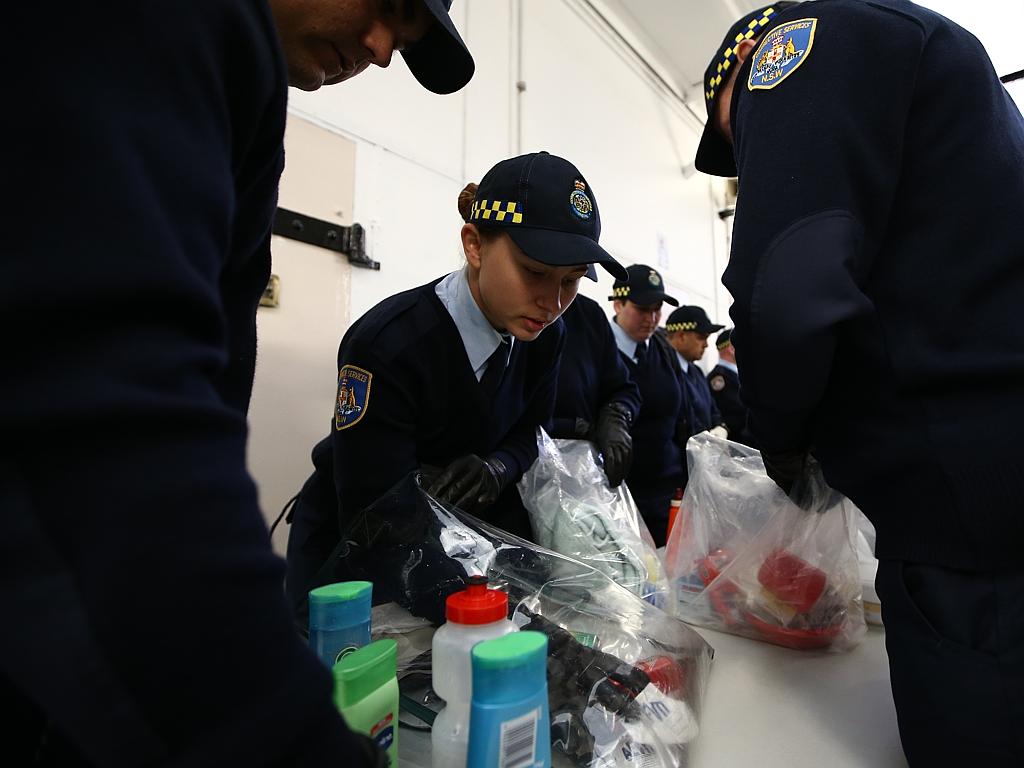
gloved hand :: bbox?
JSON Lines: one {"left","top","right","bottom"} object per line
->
{"left": 591, "top": 402, "right": 633, "bottom": 488}
{"left": 709, "top": 425, "right": 729, "bottom": 440}
{"left": 762, "top": 450, "right": 842, "bottom": 513}
{"left": 427, "top": 454, "right": 508, "bottom": 513}
{"left": 760, "top": 448, "right": 807, "bottom": 497}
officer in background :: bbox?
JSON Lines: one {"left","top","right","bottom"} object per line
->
{"left": 5, "top": 1, "right": 474, "bottom": 765}
{"left": 696, "top": 1, "right": 1024, "bottom": 764}
{"left": 707, "top": 328, "right": 757, "bottom": 447}
{"left": 662, "top": 305, "right": 729, "bottom": 451}
{"left": 608, "top": 265, "right": 684, "bottom": 545}
{"left": 458, "top": 184, "right": 641, "bottom": 488}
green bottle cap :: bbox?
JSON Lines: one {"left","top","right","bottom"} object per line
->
{"left": 309, "top": 580, "right": 372, "bottom": 605}
{"left": 333, "top": 638, "right": 397, "bottom": 707}
{"left": 471, "top": 631, "right": 547, "bottom": 670}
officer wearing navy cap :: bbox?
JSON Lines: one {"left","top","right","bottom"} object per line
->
{"left": 285, "top": 152, "right": 626, "bottom": 609}
{"left": 6, "top": 1, "right": 475, "bottom": 764}
{"left": 608, "top": 264, "right": 685, "bottom": 545}
{"left": 697, "top": 1, "right": 1024, "bottom": 764}
{"left": 662, "top": 306, "right": 729, "bottom": 460}
{"left": 456, "top": 185, "right": 642, "bottom": 489}
{"left": 707, "top": 328, "right": 757, "bottom": 447}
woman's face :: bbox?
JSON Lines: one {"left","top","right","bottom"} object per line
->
{"left": 463, "top": 225, "right": 587, "bottom": 341}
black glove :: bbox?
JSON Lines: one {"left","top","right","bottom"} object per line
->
{"left": 590, "top": 402, "right": 633, "bottom": 488}
{"left": 427, "top": 454, "right": 508, "bottom": 513}
{"left": 762, "top": 450, "right": 842, "bottom": 513}
{"left": 760, "top": 449, "right": 807, "bottom": 497}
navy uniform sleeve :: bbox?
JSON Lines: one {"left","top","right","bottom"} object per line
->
{"left": 491, "top": 322, "right": 566, "bottom": 479}
{"left": 3, "top": 2, "right": 364, "bottom": 765}
{"left": 332, "top": 340, "right": 421, "bottom": 521}
{"left": 724, "top": 6, "right": 924, "bottom": 453}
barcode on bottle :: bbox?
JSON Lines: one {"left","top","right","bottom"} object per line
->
{"left": 499, "top": 707, "right": 539, "bottom": 768}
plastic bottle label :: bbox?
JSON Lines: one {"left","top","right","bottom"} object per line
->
{"left": 334, "top": 645, "right": 357, "bottom": 664}
{"left": 371, "top": 712, "right": 395, "bottom": 754}
{"left": 499, "top": 707, "right": 539, "bottom": 768}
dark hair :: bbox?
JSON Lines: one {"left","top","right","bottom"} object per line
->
{"left": 457, "top": 182, "right": 502, "bottom": 243}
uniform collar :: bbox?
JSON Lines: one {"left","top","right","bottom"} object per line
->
{"left": 717, "top": 359, "right": 738, "bottom": 375}
{"left": 675, "top": 351, "right": 690, "bottom": 374}
{"left": 610, "top": 317, "right": 644, "bottom": 361}
{"left": 435, "top": 268, "right": 512, "bottom": 378}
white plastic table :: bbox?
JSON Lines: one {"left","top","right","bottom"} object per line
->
{"left": 399, "top": 624, "right": 906, "bottom": 768}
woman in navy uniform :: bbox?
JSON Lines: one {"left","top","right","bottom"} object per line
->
{"left": 459, "top": 184, "right": 641, "bottom": 488}
{"left": 285, "top": 152, "right": 626, "bottom": 610}
{"left": 607, "top": 264, "right": 683, "bottom": 546}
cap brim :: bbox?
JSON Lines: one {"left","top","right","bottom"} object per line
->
{"left": 506, "top": 227, "right": 628, "bottom": 282}
{"left": 623, "top": 289, "right": 679, "bottom": 308}
{"left": 400, "top": 2, "right": 475, "bottom": 95}
{"left": 694, "top": 119, "right": 737, "bottom": 178}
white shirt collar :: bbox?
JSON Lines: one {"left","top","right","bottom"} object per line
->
{"left": 610, "top": 318, "right": 644, "bottom": 362}
{"left": 717, "top": 359, "right": 738, "bottom": 375}
{"left": 435, "top": 268, "right": 512, "bottom": 380}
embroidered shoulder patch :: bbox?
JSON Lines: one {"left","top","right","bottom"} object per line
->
{"left": 748, "top": 18, "right": 817, "bottom": 92}
{"left": 335, "top": 365, "right": 372, "bottom": 430}
{"left": 710, "top": 375, "right": 727, "bottom": 392}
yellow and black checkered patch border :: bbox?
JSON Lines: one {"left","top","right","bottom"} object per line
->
{"left": 716, "top": 338, "right": 733, "bottom": 350}
{"left": 470, "top": 199, "right": 523, "bottom": 224}
{"left": 666, "top": 321, "right": 699, "bottom": 332}
{"left": 611, "top": 286, "right": 631, "bottom": 299}
{"left": 706, "top": 6, "right": 781, "bottom": 103}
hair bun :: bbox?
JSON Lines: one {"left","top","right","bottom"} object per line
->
{"left": 457, "top": 182, "right": 479, "bottom": 222}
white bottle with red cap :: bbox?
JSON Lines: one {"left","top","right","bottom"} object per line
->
{"left": 431, "top": 576, "right": 517, "bottom": 768}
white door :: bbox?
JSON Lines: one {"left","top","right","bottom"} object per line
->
{"left": 248, "top": 115, "right": 357, "bottom": 555}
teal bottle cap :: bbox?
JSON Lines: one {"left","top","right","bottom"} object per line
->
{"left": 471, "top": 630, "right": 547, "bottom": 670}
{"left": 333, "top": 638, "right": 397, "bottom": 708}
{"left": 309, "top": 581, "right": 372, "bottom": 632}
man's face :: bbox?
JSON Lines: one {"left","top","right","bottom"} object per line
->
{"left": 670, "top": 331, "right": 709, "bottom": 362}
{"left": 270, "top": 0, "right": 435, "bottom": 91}
{"left": 614, "top": 300, "right": 662, "bottom": 344}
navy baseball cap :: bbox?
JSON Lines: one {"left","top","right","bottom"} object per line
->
{"left": 665, "top": 306, "right": 725, "bottom": 335}
{"left": 401, "top": 0, "right": 475, "bottom": 95}
{"left": 608, "top": 264, "right": 678, "bottom": 307}
{"left": 694, "top": 2, "right": 798, "bottom": 177}
{"left": 716, "top": 327, "right": 734, "bottom": 349}
{"left": 468, "top": 152, "right": 627, "bottom": 281}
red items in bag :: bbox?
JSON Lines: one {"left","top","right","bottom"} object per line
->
{"left": 758, "top": 549, "right": 827, "bottom": 614}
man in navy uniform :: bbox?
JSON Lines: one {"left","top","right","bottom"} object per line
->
{"left": 662, "top": 305, "right": 729, "bottom": 450}
{"left": 696, "top": 1, "right": 1024, "bottom": 764}
{"left": 707, "top": 328, "right": 756, "bottom": 447}
{"left": 608, "top": 265, "right": 684, "bottom": 545}
{"left": 4, "top": 1, "right": 474, "bottom": 765}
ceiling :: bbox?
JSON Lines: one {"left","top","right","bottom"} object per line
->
{"left": 600, "top": 0, "right": 769, "bottom": 110}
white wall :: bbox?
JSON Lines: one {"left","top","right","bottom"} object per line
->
{"left": 255, "top": 0, "right": 731, "bottom": 542}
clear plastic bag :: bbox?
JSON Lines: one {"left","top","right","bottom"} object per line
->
{"left": 665, "top": 433, "right": 866, "bottom": 652}
{"left": 323, "top": 473, "right": 714, "bottom": 767}
{"left": 517, "top": 429, "right": 669, "bottom": 608}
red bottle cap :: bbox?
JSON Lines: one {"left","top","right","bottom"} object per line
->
{"left": 445, "top": 576, "right": 509, "bottom": 625}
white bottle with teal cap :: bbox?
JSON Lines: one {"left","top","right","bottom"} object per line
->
{"left": 308, "top": 580, "right": 372, "bottom": 667}
{"left": 467, "top": 631, "right": 551, "bottom": 768}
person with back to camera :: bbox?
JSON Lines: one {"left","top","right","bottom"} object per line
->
{"left": 284, "top": 152, "right": 628, "bottom": 612}
{"left": 696, "top": 1, "right": 1024, "bottom": 763}
{"left": 4, "top": 1, "right": 475, "bottom": 764}
{"left": 607, "top": 265, "right": 687, "bottom": 546}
